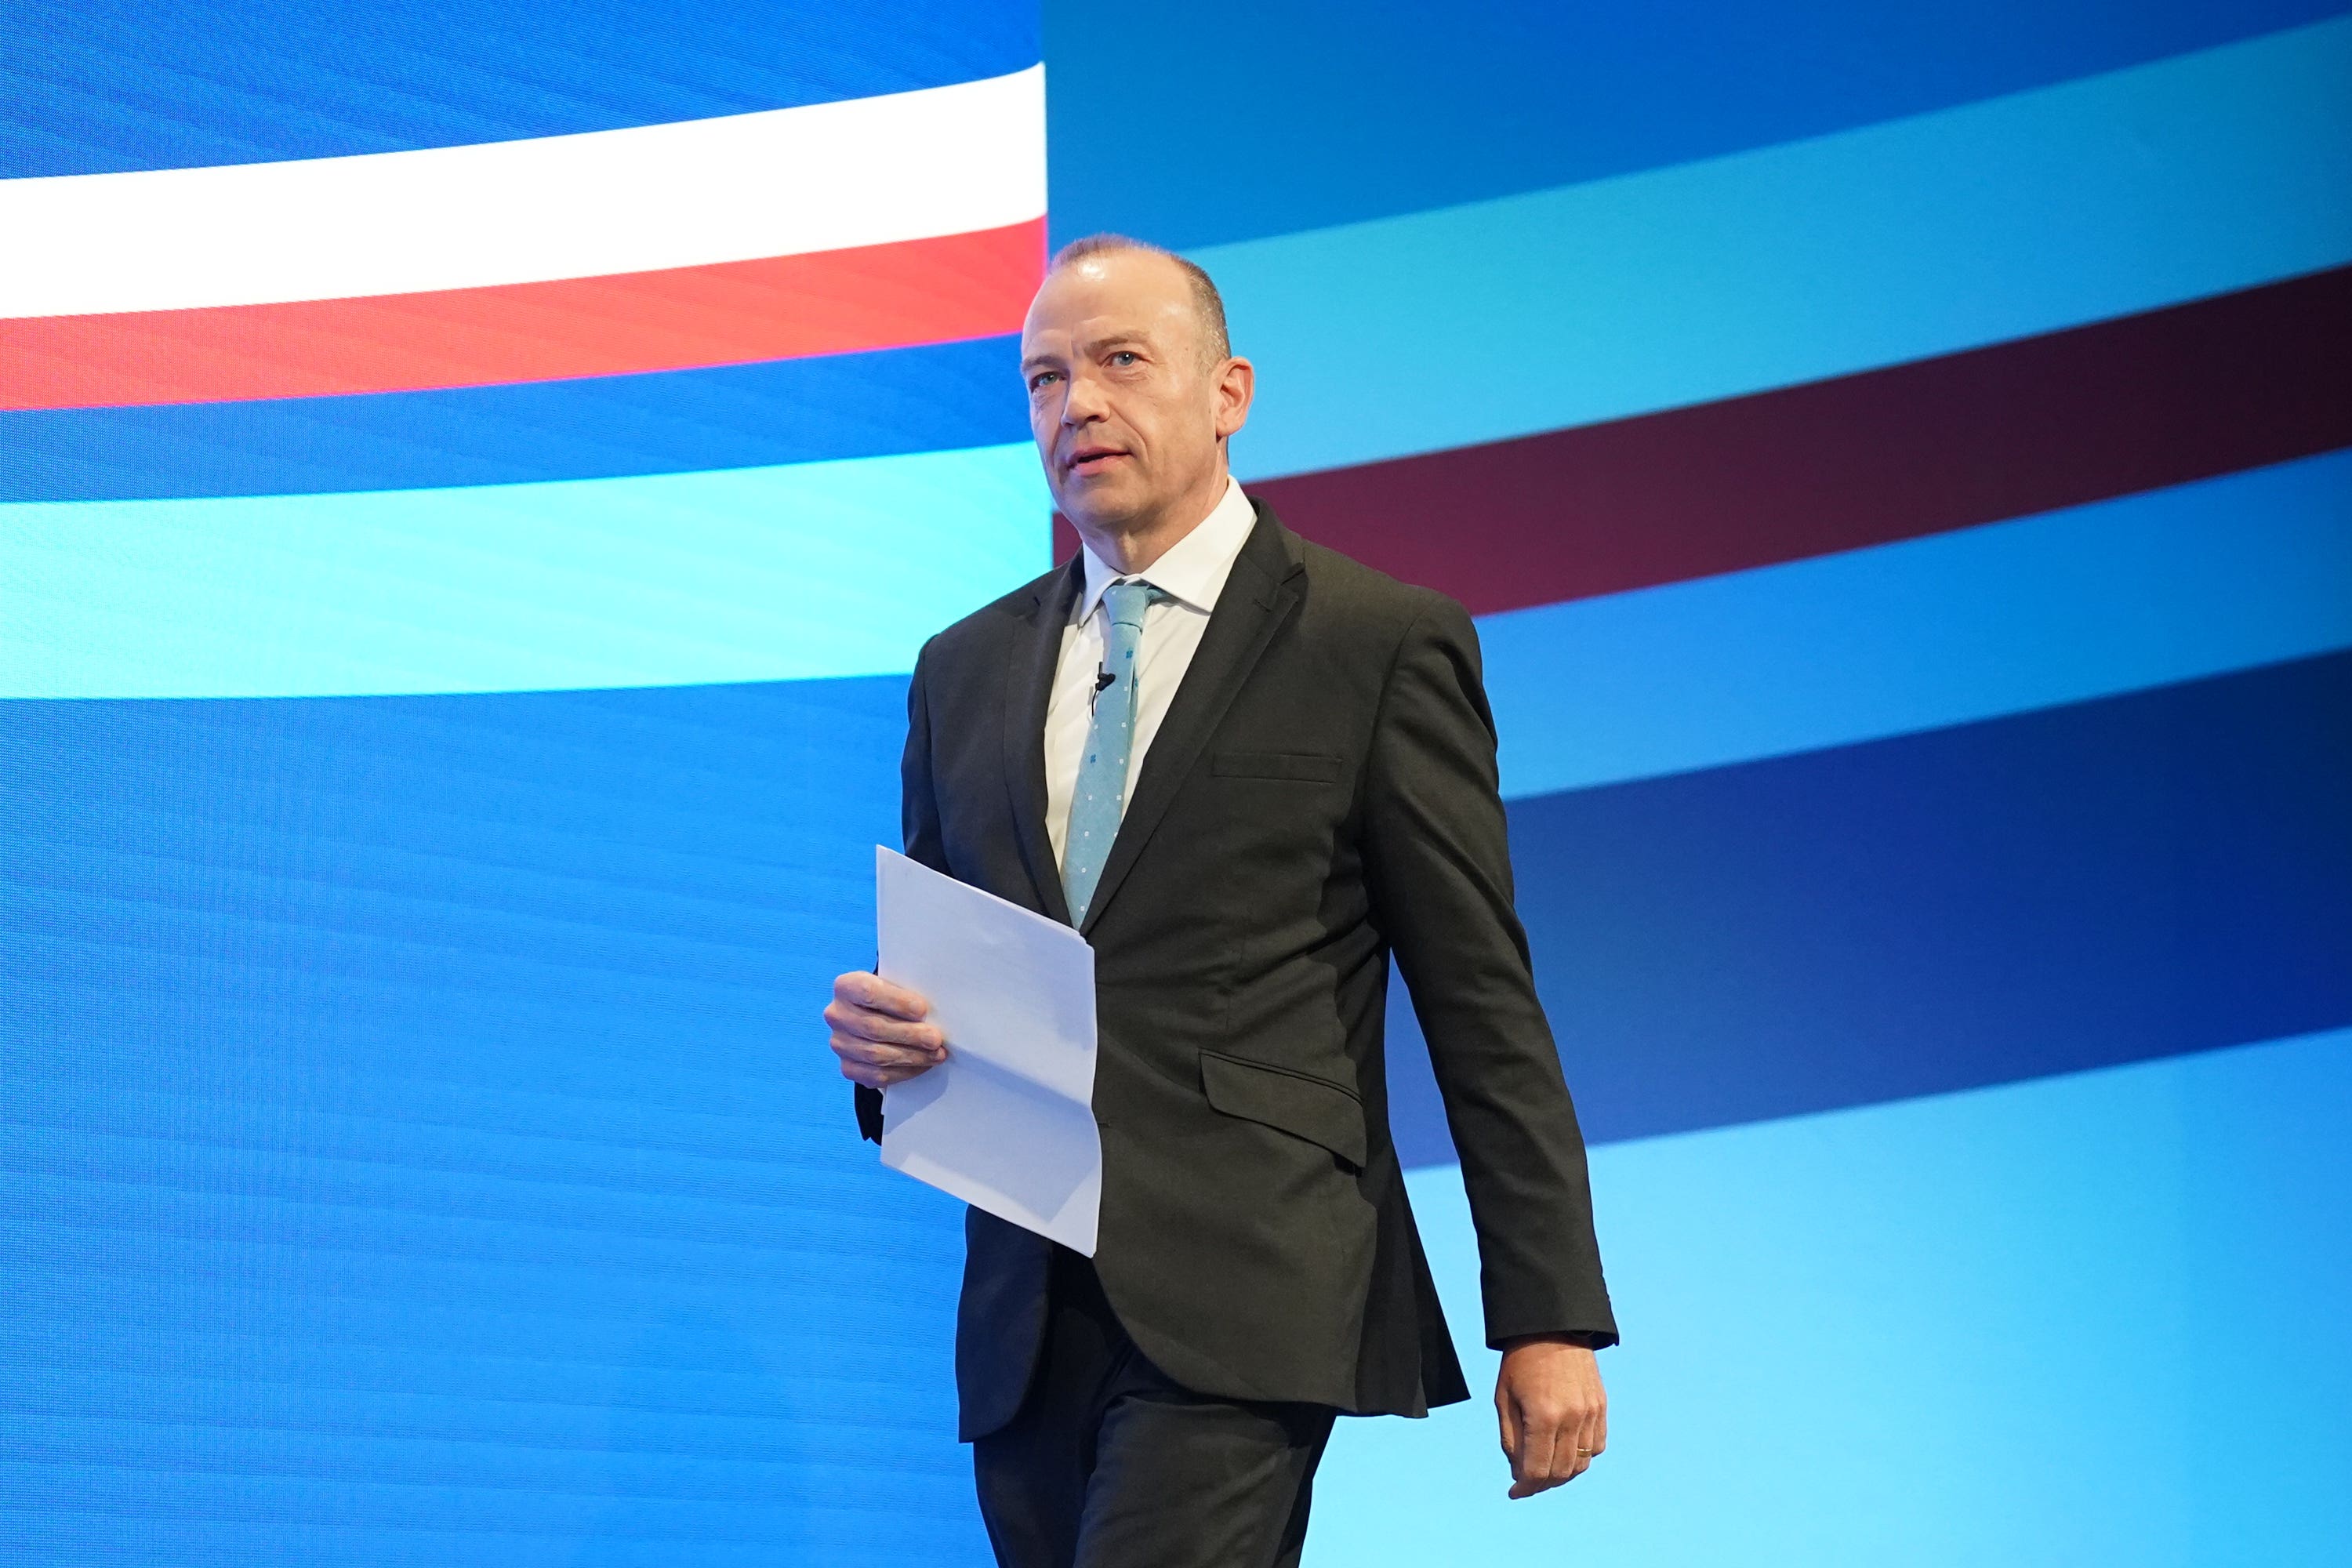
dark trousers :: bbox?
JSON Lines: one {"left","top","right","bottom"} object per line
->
{"left": 972, "top": 1247, "right": 1338, "bottom": 1568}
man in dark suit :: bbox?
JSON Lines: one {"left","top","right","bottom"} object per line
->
{"left": 826, "top": 235, "right": 1615, "bottom": 1568}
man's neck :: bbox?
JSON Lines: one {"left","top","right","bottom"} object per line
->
{"left": 1074, "top": 464, "right": 1231, "bottom": 577}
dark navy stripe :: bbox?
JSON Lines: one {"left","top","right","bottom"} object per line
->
{"left": 0, "top": 335, "right": 1028, "bottom": 503}
{"left": 1045, "top": 1, "right": 2347, "bottom": 248}
{"left": 2, "top": 0, "right": 1039, "bottom": 178}
{"left": 1387, "top": 652, "right": 2352, "bottom": 1164}
{"left": 9, "top": 655, "right": 2339, "bottom": 1192}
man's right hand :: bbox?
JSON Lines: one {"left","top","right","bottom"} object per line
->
{"left": 826, "top": 972, "right": 946, "bottom": 1090}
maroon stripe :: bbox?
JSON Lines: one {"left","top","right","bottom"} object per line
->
{"left": 1055, "top": 266, "right": 2352, "bottom": 612}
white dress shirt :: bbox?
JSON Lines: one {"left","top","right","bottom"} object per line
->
{"left": 1045, "top": 475, "right": 1258, "bottom": 870}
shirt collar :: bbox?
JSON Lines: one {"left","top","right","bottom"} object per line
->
{"left": 1076, "top": 475, "right": 1256, "bottom": 625}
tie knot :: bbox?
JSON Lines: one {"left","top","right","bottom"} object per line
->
{"left": 1102, "top": 579, "right": 1164, "bottom": 630}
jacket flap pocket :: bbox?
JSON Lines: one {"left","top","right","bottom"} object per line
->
{"left": 1211, "top": 750, "right": 1344, "bottom": 782}
{"left": 1199, "top": 1051, "right": 1368, "bottom": 1167}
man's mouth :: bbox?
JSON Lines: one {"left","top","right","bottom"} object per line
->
{"left": 1065, "top": 447, "right": 1127, "bottom": 476}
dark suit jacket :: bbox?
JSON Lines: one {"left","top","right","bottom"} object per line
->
{"left": 856, "top": 498, "right": 1616, "bottom": 1439}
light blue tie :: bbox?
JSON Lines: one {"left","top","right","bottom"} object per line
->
{"left": 1062, "top": 579, "right": 1164, "bottom": 925}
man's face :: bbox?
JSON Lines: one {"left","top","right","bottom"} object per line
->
{"left": 1020, "top": 251, "right": 1246, "bottom": 534}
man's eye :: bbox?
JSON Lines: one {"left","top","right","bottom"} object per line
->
{"left": 1110, "top": 351, "right": 1138, "bottom": 367}
{"left": 1029, "top": 372, "right": 1059, "bottom": 390}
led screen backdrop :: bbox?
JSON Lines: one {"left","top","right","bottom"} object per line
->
{"left": 5, "top": 2, "right": 2351, "bottom": 1564}
{"left": 1052, "top": 7, "right": 2351, "bottom": 1563}
{"left": 2, "top": 4, "right": 1045, "bottom": 1563}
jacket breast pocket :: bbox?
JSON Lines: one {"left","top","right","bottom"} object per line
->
{"left": 1211, "top": 750, "right": 1344, "bottom": 784}
{"left": 1199, "top": 1050, "right": 1368, "bottom": 1169}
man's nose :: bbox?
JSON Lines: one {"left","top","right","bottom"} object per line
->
{"left": 1060, "top": 371, "right": 1109, "bottom": 423}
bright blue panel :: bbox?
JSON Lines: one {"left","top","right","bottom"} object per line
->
{"left": 1207, "top": 19, "right": 2352, "bottom": 478}
{"left": 0, "top": 336, "right": 1029, "bottom": 505}
{"left": 0, "top": 678, "right": 993, "bottom": 1565}
{"left": 0, "top": 441, "right": 1050, "bottom": 699}
{"left": 1386, "top": 652, "right": 2352, "bottom": 1162}
{"left": 1046, "top": 1, "right": 2347, "bottom": 247}
{"left": 1, "top": 0, "right": 1040, "bottom": 178}
{"left": 1479, "top": 452, "right": 2352, "bottom": 798}
{"left": 1318, "top": 1029, "right": 2352, "bottom": 1566}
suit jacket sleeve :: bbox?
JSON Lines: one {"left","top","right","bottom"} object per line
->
{"left": 853, "top": 642, "right": 949, "bottom": 1145}
{"left": 1362, "top": 594, "right": 1619, "bottom": 1349}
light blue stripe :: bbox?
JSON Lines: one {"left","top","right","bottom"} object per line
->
{"left": 1209, "top": 17, "right": 2352, "bottom": 481}
{"left": 1483, "top": 452, "right": 2352, "bottom": 800}
{"left": 1312, "top": 1027, "right": 2352, "bottom": 1566}
{"left": 0, "top": 444, "right": 1051, "bottom": 700}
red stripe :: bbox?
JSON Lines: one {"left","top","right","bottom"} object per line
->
{"left": 1053, "top": 266, "right": 2352, "bottom": 612}
{"left": 0, "top": 219, "right": 1046, "bottom": 411}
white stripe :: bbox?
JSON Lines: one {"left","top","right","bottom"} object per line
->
{"left": 0, "top": 66, "right": 1044, "bottom": 321}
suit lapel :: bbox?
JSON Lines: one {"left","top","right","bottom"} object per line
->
{"left": 1080, "top": 504, "right": 1305, "bottom": 936}
{"left": 1001, "top": 556, "right": 1083, "bottom": 927}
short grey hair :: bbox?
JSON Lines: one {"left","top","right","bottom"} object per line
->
{"left": 1050, "top": 233, "right": 1231, "bottom": 364}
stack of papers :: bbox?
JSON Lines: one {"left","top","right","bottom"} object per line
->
{"left": 873, "top": 847, "right": 1102, "bottom": 1254}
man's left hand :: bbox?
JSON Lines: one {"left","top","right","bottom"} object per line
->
{"left": 1494, "top": 1335, "right": 1607, "bottom": 1498}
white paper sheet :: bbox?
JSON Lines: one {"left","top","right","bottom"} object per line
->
{"left": 873, "top": 846, "right": 1101, "bottom": 1254}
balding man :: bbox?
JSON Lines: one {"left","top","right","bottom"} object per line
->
{"left": 826, "top": 235, "right": 1616, "bottom": 1568}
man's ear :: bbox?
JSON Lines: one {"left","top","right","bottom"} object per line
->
{"left": 1214, "top": 355, "right": 1255, "bottom": 440}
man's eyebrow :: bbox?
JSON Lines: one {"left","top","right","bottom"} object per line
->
{"left": 1022, "top": 332, "right": 1155, "bottom": 372}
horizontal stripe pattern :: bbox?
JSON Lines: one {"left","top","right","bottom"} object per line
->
{"left": 0, "top": 65, "right": 1046, "bottom": 320}
{"left": 6, "top": 662, "right": 2336, "bottom": 1554}
{"left": 1207, "top": 18, "right": 2352, "bottom": 480}
{"left": 1050, "top": 0, "right": 2342, "bottom": 248}
{"left": 1241, "top": 266, "right": 2352, "bottom": 616}
{"left": 1, "top": 220, "right": 1044, "bottom": 410}
{"left": 15, "top": 446, "right": 2339, "bottom": 753}
{"left": 0, "top": 444, "right": 1050, "bottom": 699}
{"left": 3, "top": 0, "right": 1040, "bottom": 179}
{"left": 10, "top": 652, "right": 2341, "bottom": 1199}
{"left": 1479, "top": 453, "right": 2352, "bottom": 798}
{"left": 1385, "top": 652, "right": 2352, "bottom": 1163}
{"left": 0, "top": 336, "right": 1029, "bottom": 503}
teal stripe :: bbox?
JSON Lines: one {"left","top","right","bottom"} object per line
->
{"left": 1481, "top": 452, "right": 2352, "bottom": 799}
{"left": 1209, "top": 18, "right": 2352, "bottom": 481}
{"left": 0, "top": 444, "right": 1050, "bottom": 699}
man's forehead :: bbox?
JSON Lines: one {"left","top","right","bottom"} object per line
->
{"left": 1024, "top": 259, "right": 1197, "bottom": 350}
{"left": 1023, "top": 309, "right": 1175, "bottom": 357}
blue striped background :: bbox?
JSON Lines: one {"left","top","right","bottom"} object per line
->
{"left": 5, "top": 2, "right": 2347, "bottom": 1562}
{"left": 4, "top": 0, "right": 1040, "bottom": 176}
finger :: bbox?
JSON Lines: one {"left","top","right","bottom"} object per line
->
{"left": 835, "top": 971, "right": 931, "bottom": 1021}
{"left": 829, "top": 1029, "right": 938, "bottom": 1066}
{"left": 1494, "top": 1388, "right": 1520, "bottom": 1468}
{"left": 843, "top": 1061, "right": 924, "bottom": 1089}
{"left": 1529, "top": 1409, "right": 1597, "bottom": 1497}
{"left": 837, "top": 1047, "right": 937, "bottom": 1089}
{"left": 823, "top": 1001, "right": 945, "bottom": 1053}
{"left": 1563, "top": 1395, "right": 1607, "bottom": 1482}
{"left": 829, "top": 1032, "right": 943, "bottom": 1074}
{"left": 1512, "top": 1410, "right": 1558, "bottom": 1498}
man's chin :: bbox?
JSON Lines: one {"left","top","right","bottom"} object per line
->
{"left": 1054, "top": 485, "right": 1147, "bottom": 535}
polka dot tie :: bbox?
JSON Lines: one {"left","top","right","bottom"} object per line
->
{"left": 1062, "top": 579, "right": 1166, "bottom": 925}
